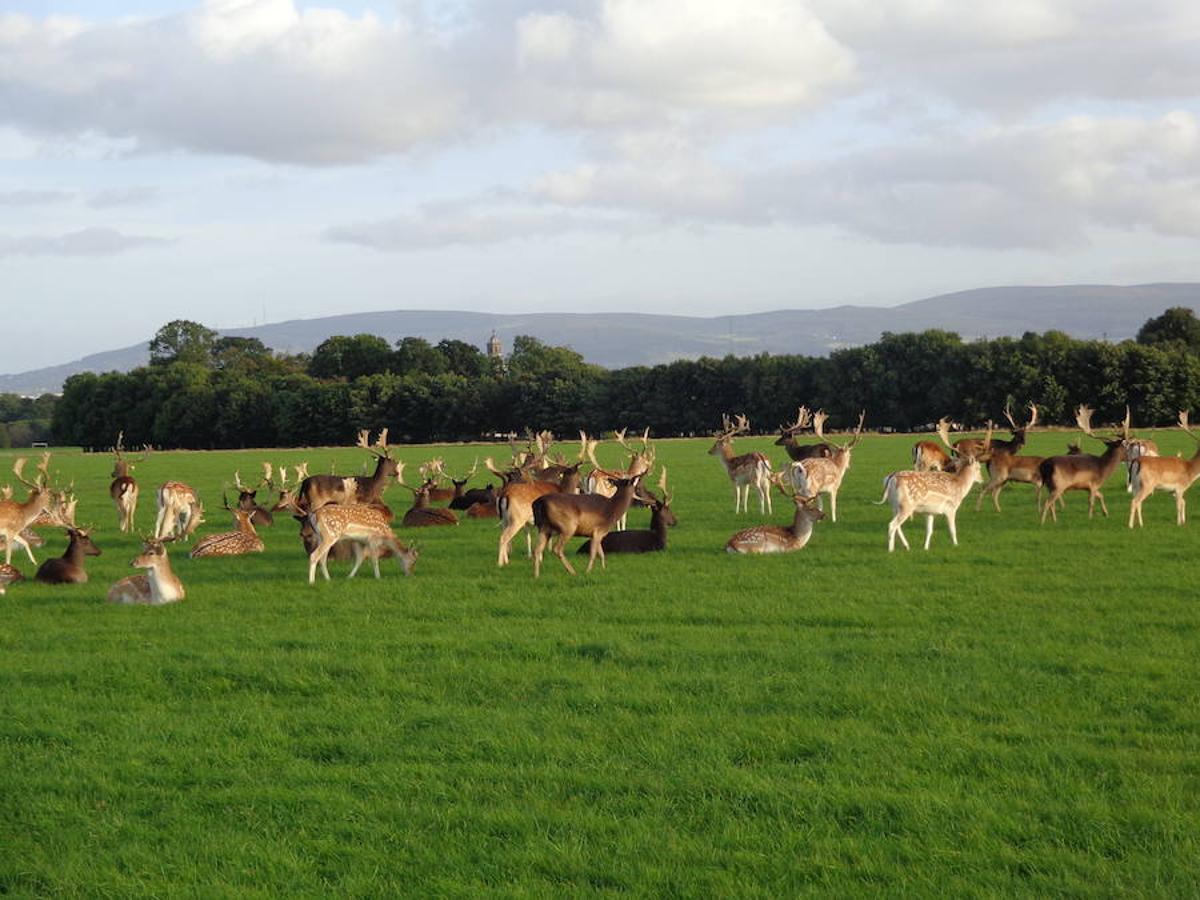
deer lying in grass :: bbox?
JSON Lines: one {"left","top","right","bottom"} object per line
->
{"left": 578, "top": 468, "right": 676, "bottom": 555}
{"left": 233, "top": 469, "right": 275, "bottom": 527}
{"left": 35, "top": 528, "right": 102, "bottom": 584}
{"left": 399, "top": 465, "right": 459, "bottom": 527}
{"left": 1128, "top": 410, "right": 1200, "bottom": 527}
{"left": 190, "top": 495, "right": 266, "bottom": 558}
{"left": 880, "top": 423, "right": 990, "bottom": 551}
{"left": 0, "top": 563, "right": 23, "bottom": 595}
{"left": 531, "top": 475, "right": 642, "bottom": 577}
{"left": 1039, "top": 406, "right": 1128, "bottom": 523}
{"left": 725, "top": 477, "right": 824, "bottom": 554}
{"left": 295, "top": 430, "right": 400, "bottom": 513}
{"left": 107, "top": 537, "right": 185, "bottom": 605}
{"left": 306, "top": 503, "right": 418, "bottom": 584}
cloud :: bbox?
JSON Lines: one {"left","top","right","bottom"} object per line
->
{"left": 0, "top": 227, "right": 172, "bottom": 257}
{"left": 0, "top": 189, "right": 72, "bottom": 206}
{"left": 87, "top": 186, "right": 160, "bottom": 208}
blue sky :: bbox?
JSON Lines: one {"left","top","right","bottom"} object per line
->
{"left": 2, "top": 1, "right": 1199, "bottom": 373}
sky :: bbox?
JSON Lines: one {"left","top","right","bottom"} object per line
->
{"left": 2, "top": 0, "right": 1199, "bottom": 373}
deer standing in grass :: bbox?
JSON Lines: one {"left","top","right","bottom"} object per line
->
{"left": 1123, "top": 412, "right": 1159, "bottom": 493}
{"left": 489, "top": 455, "right": 583, "bottom": 566}
{"left": 107, "top": 537, "right": 186, "bottom": 605}
{"left": 787, "top": 410, "right": 865, "bottom": 523}
{"left": 295, "top": 430, "right": 400, "bottom": 513}
{"left": 190, "top": 494, "right": 266, "bottom": 558}
{"left": 709, "top": 414, "right": 772, "bottom": 515}
{"left": 578, "top": 467, "right": 676, "bottom": 556}
{"left": 583, "top": 428, "right": 655, "bottom": 530}
{"left": 1039, "top": 406, "right": 1128, "bottom": 523}
{"left": 531, "top": 475, "right": 642, "bottom": 577}
{"left": 306, "top": 503, "right": 418, "bottom": 584}
{"left": 775, "top": 407, "right": 833, "bottom": 463}
{"left": 1128, "top": 411, "right": 1200, "bottom": 527}
{"left": 0, "top": 455, "right": 54, "bottom": 565}
{"left": 725, "top": 476, "right": 825, "bottom": 554}
{"left": 976, "top": 404, "right": 1041, "bottom": 511}
{"left": 109, "top": 432, "right": 146, "bottom": 533}
{"left": 881, "top": 423, "right": 991, "bottom": 551}
{"left": 154, "top": 482, "right": 204, "bottom": 541}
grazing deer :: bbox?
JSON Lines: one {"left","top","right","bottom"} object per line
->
{"left": 109, "top": 431, "right": 146, "bottom": 533}
{"left": 306, "top": 503, "right": 418, "bottom": 584}
{"left": 786, "top": 410, "right": 865, "bottom": 523}
{"left": 709, "top": 414, "right": 772, "bottom": 515}
{"left": 1039, "top": 406, "right": 1128, "bottom": 523}
{"left": 35, "top": 528, "right": 102, "bottom": 584}
{"left": 295, "top": 430, "right": 400, "bottom": 513}
{"left": 190, "top": 495, "right": 266, "bottom": 558}
{"left": 0, "top": 563, "right": 23, "bottom": 595}
{"left": 578, "top": 467, "right": 676, "bottom": 555}
{"left": 725, "top": 477, "right": 824, "bottom": 554}
{"left": 1128, "top": 411, "right": 1200, "bottom": 527}
{"left": 977, "top": 404, "right": 1041, "bottom": 511}
{"left": 880, "top": 423, "right": 991, "bottom": 551}
{"left": 490, "top": 456, "right": 583, "bottom": 566}
{"left": 107, "top": 537, "right": 186, "bottom": 605}
{"left": 154, "top": 481, "right": 204, "bottom": 541}
{"left": 531, "top": 475, "right": 642, "bottom": 577}
{"left": 774, "top": 406, "right": 833, "bottom": 463}
{"left": 0, "top": 455, "right": 55, "bottom": 565}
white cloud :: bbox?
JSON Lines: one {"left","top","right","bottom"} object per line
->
{"left": 0, "top": 227, "right": 172, "bottom": 257}
{"left": 0, "top": 189, "right": 72, "bottom": 206}
{"left": 87, "top": 186, "right": 160, "bottom": 208}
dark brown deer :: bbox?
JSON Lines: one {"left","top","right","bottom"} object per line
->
{"left": 489, "top": 456, "right": 583, "bottom": 565}
{"left": 976, "top": 403, "right": 1039, "bottom": 511}
{"left": 774, "top": 406, "right": 833, "bottom": 462}
{"left": 399, "top": 467, "right": 459, "bottom": 528}
{"left": 578, "top": 468, "right": 676, "bottom": 555}
{"left": 35, "top": 528, "right": 102, "bottom": 584}
{"left": 295, "top": 430, "right": 400, "bottom": 513}
{"left": 233, "top": 467, "right": 275, "bottom": 527}
{"left": 1039, "top": 405, "right": 1128, "bottom": 523}
{"left": 531, "top": 475, "right": 642, "bottom": 577}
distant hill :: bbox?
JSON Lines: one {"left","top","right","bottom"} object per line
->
{"left": 4, "top": 283, "right": 1197, "bottom": 395}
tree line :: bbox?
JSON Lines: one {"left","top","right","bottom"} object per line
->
{"left": 49, "top": 308, "right": 1200, "bottom": 450}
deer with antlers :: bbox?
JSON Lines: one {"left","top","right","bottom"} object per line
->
{"left": 582, "top": 428, "right": 655, "bottom": 530}
{"left": 399, "top": 464, "right": 460, "bottom": 528}
{"left": 107, "top": 536, "right": 186, "bottom": 605}
{"left": 0, "top": 455, "right": 55, "bottom": 566}
{"left": 109, "top": 431, "right": 147, "bottom": 533}
{"left": 775, "top": 406, "right": 833, "bottom": 463}
{"left": 306, "top": 502, "right": 418, "bottom": 584}
{"left": 880, "top": 422, "right": 991, "bottom": 551}
{"left": 578, "top": 467, "right": 676, "bottom": 555}
{"left": 725, "top": 476, "right": 825, "bottom": 554}
{"left": 489, "top": 451, "right": 583, "bottom": 566}
{"left": 1039, "top": 406, "right": 1129, "bottom": 523}
{"left": 154, "top": 481, "right": 204, "bottom": 541}
{"left": 786, "top": 410, "right": 865, "bottom": 523}
{"left": 295, "top": 430, "right": 400, "bottom": 513}
{"left": 35, "top": 527, "right": 102, "bottom": 584}
{"left": 531, "top": 474, "right": 642, "bottom": 577}
{"left": 976, "top": 404, "right": 1042, "bottom": 511}
{"left": 232, "top": 468, "right": 275, "bottom": 528}
{"left": 190, "top": 494, "right": 266, "bottom": 558}
{"left": 1127, "top": 411, "right": 1200, "bottom": 527}
{"left": 709, "top": 414, "right": 773, "bottom": 515}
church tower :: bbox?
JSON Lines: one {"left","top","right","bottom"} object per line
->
{"left": 487, "top": 331, "right": 503, "bottom": 361}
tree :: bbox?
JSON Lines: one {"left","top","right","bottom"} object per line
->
{"left": 1136, "top": 307, "right": 1200, "bottom": 352}
{"left": 309, "top": 334, "right": 394, "bottom": 380}
{"left": 436, "top": 339, "right": 488, "bottom": 378}
{"left": 393, "top": 337, "right": 447, "bottom": 376}
{"left": 149, "top": 320, "right": 218, "bottom": 366}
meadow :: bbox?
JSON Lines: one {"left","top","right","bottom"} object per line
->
{"left": 1, "top": 429, "right": 1198, "bottom": 896}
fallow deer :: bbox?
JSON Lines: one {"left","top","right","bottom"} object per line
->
{"left": 0, "top": 563, "right": 23, "bottom": 595}
{"left": 775, "top": 406, "right": 833, "bottom": 463}
{"left": 725, "top": 478, "right": 824, "bottom": 554}
{"left": 709, "top": 414, "right": 772, "bottom": 515}
{"left": 0, "top": 455, "right": 55, "bottom": 565}
{"left": 306, "top": 503, "right": 418, "bottom": 584}
{"left": 1038, "top": 406, "right": 1128, "bottom": 523}
{"left": 190, "top": 495, "right": 266, "bottom": 558}
{"left": 583, "top": 428, "right": 655, "bottom": 530}
{"left": 35, "top": 528, "right": 102, "bottom": 584}
{"left": 531, "top": 475, "right": 642, "bottom": 577}
{"left": 295, "top": 430, "right": 400, "bottom": 513}
{"left": 880, "top": 423, "right": 991, "bottom": 551}
{"left": 399, "top": 465, "right": 459, "bottom": 527}
{"left": 1123, "top": 411, "right": 1160, "bottom": 492}
{"left": 109, "top": 431, "right": 146, "bottom": 533}
{"left": 977, "top": 404, "right": 1041, "bottom": 511}
{"left": 1128, "top": 410, "right": 1200, "bottom": 527}
{"left": 786, "top": 410, "right": 865, "bottom": 523}
{"left": 233, "top": 468, "right": 274, "bottom": 528}
{"left": 489, "top": 456, "right": 583, "bottom": 566}
{"left": 107, "top": 537, "right": 185, "bottom": 605}
{"left": 578, "top": 467, "right": 676, "bottom": 555}
{"left": 154, "top": 481, "right": 204, "bottom": 541}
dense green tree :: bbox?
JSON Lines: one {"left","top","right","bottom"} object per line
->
{"left": 149, "top": 320, "right": 219, "bottom": 367}
{"left": 1136, "top": 306, "right": 1200, "bottom": 351}
{"left": 393, "top": 337, "right": 447, "bottom": 377}
{"left": 309, "top": 334, "right": 394, "bottom": 381}
{"left": 436, "top": 339, "right": 488, "bottom": 378}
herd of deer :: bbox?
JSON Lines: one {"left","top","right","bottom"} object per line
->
{"left": 1, "top": 403, "right": 1198, "bottom": 600}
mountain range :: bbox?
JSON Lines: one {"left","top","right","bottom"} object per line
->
{"left": 4, "top": 283, "right": 1197, "bottom": 396}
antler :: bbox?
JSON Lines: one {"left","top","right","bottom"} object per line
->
{"left": 657, "top": 465, "right": 671, "bottom": 505}
{"left": 781, "top": 405, "right": 812, "bottom": 435}
{"left": 1075, "top": 404, "right": 1097, "bottom": 438}
{"left": 1027, "top": 403, "right": 1038, "bottom": 430}
{"left": 356, "top": 429, "right": 393, "bottom": 459}
{"left": 935, "top": 417, "right": 956, "bottom": 451}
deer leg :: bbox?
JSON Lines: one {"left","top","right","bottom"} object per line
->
{"left": 923, "top": 514, "right": 935, "bottom": 550}
{"left": 1177, "top": 490, "right": 1186, "bottom": 526}
{"left": 532, "top": 528, "right": 549, "bottom": 578}
{"left": 586, "top": 532, "right": 606, "bottom": 573}
{"left": 347, "top": 544, "right": 365, "bottom": 579}
{"left": 1096, "top": 490, "right": 1109, "bottom": 518}
{"left": 946, "top": 511, "right": 959, "bottom": 546}
{"left": 553, "top": 532, "right": 577, "bottom": 576}
{"left": 829, "top": 490, "right": 838, "bottom": 524}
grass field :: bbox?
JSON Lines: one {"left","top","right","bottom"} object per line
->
{"left": 1, "top": 430, "right": 1198, "bottom": 895}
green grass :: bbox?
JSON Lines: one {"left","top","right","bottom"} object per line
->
{"left": 1, "top": 432, "right": 1198, "bottom": 895}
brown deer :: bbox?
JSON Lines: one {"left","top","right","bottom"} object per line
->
{"left": 0, "top": 563, "right": 23, "bottom": 595}
{"left": 154, "top": 481, "right": 204, "bottom": 541}
{"left": 880, "top": 423, "right": 991, "bottom": 551}
{"left": 786, "top": 410, "right": 865, "bottom": 523}
{"left": 490, "top": 456, "right": 583, "bottom": 566}
{"left": 0, "top": 455, "right": 55, "bottom": 565}
{"left": 531, "top": 474, "right": 642, "bottom": 577}
{"left": 399, "top": 465, "right": 459, "bottom": 527}
{"left": 976, "top": 404, "right": 1041, "bottom": 511}
{"left": 725, "top": 478, "right": 824, "bottom": 554}
{"left": 578, "top": 467, "right": 676, "bottom": 555}
{"left": 35, "top": 528, "right": 102, "bottom": 584}
{"left": 295, "top": 430, "right": 400, "bottom": 513}
{"left": 190, "top": 495, "right": 266, "bottom": 558}
{"left": 708, "top": 414, "right": 772, "bottom": 514}
{"left": 109, "top": 431, "right": 146, "bottom": 533}
{"left": 1039, "top": 405, "right": 1128, "bottom": 523}
{"left": 1128, "top": 410, "right": 1200, "bottom": 527}
{"left": 233, "top": 468, "right": 275, "bottom": 528}
{"left": 774, "top": 406, "right": 833, "bottom": 462}
{"left": 583, "top": 428, "right": 655, "bottom": 530}
{"left": 306, "top": 503, "right": 418, "bottom": 583}
{"left": 912, "top": 429, "right": 953, "bottom": 472}
{"left": 107, "top": 537, "right": 185, "bottom": 605}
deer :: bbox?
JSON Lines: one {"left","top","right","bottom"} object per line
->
{"left": 154, "top": 481, "right": 204, "bottom": 541}
{"left": 233, "top": 468, "right": 275, "bottom": 528}
{"left": 1123, "top": 411, "right": 1159, "bottom": 492}
{"left": 531, "top": 474, "right": 642, "bottom": 577}
{"left": 442, "top": 460, "right": 494, "bottom": 510}
{"left": 912, "top": 428, "right": 953, "bottom": 472}
{"left": 295, "top": 430, "right": 400, "bottom": 513}
{"left": 109, "top": 431, "right": 146, "bottom": 533}
{"left": 1039, "top": 405, "right": 1129, "bottom": 523}
{"left": 786, "top": 410, "right": 865, "bottom": 523}
{"left": 106, "top": 537, "right": 186, "bottom": 605}
{"left": 583, "top": 428, "right": 655, "bottom": 530}
{"left": 1128, "top": 411, "right": 1200, "bottom": 527}
{"left": 35, "top": 528, "right": 102, "bottom": 584}
{"left": 976, "top": 403, "right": 1041, "bottom": 511}
{"left": 709, "top": 414, "right": 772, "bottom": 515}
{"left": 0, "top": 455, "right": 55, "bottom": 565}
{"left": 880, "top": 422, "right": 991, "bottom": 551}
{"left": 774, "top": 406, "right": 833, "bottom": 463}
{"left": 578, "top": 467, "right": 676, "bottom": 555}
{"left": 489, "top": 455, "right": 583, "bottom": 566}
{"left": 725, "top": 477, "right": 825, "bottom": 554}
{"left": 190, "top": 494, "right": 266, "bottom": 558}
{"left": 306, "top": 503, "right": 418, "bottom": 584}
{"left": 396, "top": 464, "right": 459, "bottom": 527}
{"left": 0, "top": 563, "right": 23, "bottom": 595}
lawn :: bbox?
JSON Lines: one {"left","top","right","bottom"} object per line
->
{"left": 1, "top": 429, "right": 1197, "bottom": 895}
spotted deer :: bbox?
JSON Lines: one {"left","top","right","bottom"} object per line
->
{"left": 786, "top": 410, "right": 865, "bottom": 523}
{"left": 709, "top": 414, "right": 772, "bottom": 515}
{"left": 190, "top": 495, "right": 266, "bottom": 558}
{"left": 0, "top": 563, "right": 23, "bottom": 595}
{"left": 725, "top": 477, "right": 824, "bottom": 554}
{"left": 306, "top": 503, "right": 418, "bottom": 583}
{"left": 154, "top": 481, "right": 204, "bottom": 541}
{"left": 1128, "top": 411, "right": 1200, "bottom": 527}
{"left": 0, "top": 455, "right": 55, "bottom": 565}
{"left": 107, "top": 537, "right": 185, "bottom": 605}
